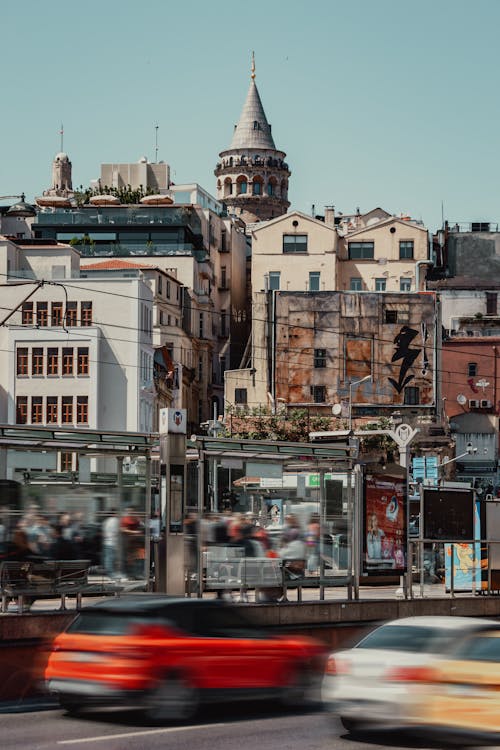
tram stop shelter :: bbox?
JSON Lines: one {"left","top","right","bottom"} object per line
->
{"left": 190, "top": 435, "right": 362, "bottom": 598}
{"left": 0, "top": 423, "right": 155, "bottom": 586}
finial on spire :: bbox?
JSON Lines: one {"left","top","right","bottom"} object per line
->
{"left": 251, "top": 51, "right": 256, "bottom": 80}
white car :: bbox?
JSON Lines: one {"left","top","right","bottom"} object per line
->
{"left": 322, "top": 615, "right": 496, "bottom": 733}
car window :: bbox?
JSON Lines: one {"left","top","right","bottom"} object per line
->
{"left": 356, "top": 625, "right": 445, "bottom": 653}
{"left": 452, "top": 634, "right": 500, "bottom": 662}
{"left": 66, "top": 612, "right": 161, "bottom": 635}
{"left": 191, "top": 605, "right": 269, "bottom": 639}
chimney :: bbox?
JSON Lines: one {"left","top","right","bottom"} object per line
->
{"left": 324, "top": 205, "right": 335, "bottom": 228}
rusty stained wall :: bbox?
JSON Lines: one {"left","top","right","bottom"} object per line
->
{"left": 274, "top": 292, "right": 436, "bottom": 406}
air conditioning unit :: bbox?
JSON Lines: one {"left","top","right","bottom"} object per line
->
{"left": 481, "top": 400, "right": 492, "bottom": 408}
{"left": 469, "top": 399, "right": 480, "bottom": 408}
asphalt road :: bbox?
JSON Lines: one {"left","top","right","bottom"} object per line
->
{"left": 0, "top": 703, "right": 488, "bottom": 750}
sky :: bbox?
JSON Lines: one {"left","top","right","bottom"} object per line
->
{"left": 2, "top": 0, "right": 500, "bottom": 231}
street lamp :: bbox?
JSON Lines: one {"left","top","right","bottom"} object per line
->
{"left": 348, "top": 375, "right": 371, "bottom": 431}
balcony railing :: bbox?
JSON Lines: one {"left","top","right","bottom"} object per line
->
{"left": 34, "top": 205, "right": 202, "bottom": 232}
{"left": 447, "top": 222, "right": 500, "bottom": 233}
{"left": 77, "top": 242, "right": 195, "bottom": 257}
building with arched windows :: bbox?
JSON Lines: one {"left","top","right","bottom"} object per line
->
{"left": 214, "top": 58, "right": 290, "bottom": 224}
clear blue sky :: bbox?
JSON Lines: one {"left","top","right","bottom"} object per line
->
{"left": 2, "top": 0, "right": 499, "bottom": 230}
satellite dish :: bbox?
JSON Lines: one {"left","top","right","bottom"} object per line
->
{"left": 332, "top": 403, "right": 342, "bottom": 416}
{"left": 457, "top": 394, "right": 467, "bottom": 405}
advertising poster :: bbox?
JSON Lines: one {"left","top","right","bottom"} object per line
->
{"left": 445, "top": 500, "right": 481, "bottom": 592}
{"left": 265, "top": 498, "right": 283, "bottom": 527}
{"left": 364, "top": 473, "right": 406, "bottom": 575}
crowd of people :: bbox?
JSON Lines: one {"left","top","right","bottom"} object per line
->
{"left": 0, "top": 504, "right": 146, "bottom": 580}
{"left": 184, "top": 510, "right": 323, "bottom": 575}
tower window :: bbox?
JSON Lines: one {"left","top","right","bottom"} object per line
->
{"left": 253, "top": 121, "right": 259, "bottom": 130}
{"left": 468, "top": 362, "right": 477, "bottom": 377}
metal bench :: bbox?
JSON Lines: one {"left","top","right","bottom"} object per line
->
{"left": 0, "top": 559, "right": 122, "bottom": 612}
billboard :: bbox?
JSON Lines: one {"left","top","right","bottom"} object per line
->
{"left": 423, "top": 488, "right": 474, "bottom": 541}
{"left": 363, "top": 473, "right": 406, "bottom": 575}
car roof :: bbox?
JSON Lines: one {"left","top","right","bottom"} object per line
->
{"left": 382, "top": 616, "right": 498, "bottom": 630}
{"left": 82, "top": 595, "right": 230, "bottom": 614}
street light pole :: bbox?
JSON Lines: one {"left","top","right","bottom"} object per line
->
{"left": 348, "top": 375, "right": 371, "bottom": 432}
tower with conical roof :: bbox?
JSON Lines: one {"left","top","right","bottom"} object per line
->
{"left": 215, "top": 55, "right": 290, "bottom": 223}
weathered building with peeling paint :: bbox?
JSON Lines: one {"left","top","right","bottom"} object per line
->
{"left": 225, "top": 290, "right": 438, "bottom": 425}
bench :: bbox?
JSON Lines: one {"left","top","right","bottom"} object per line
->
{"left": 0, "top": 559, "right": 122, "bottom": 612}
{"left": 204, "top": 549, "right": 284, "bottom": 601}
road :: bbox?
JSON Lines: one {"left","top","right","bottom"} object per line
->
{"left": 0, "top": 703, "right": 481, "bottom": 750}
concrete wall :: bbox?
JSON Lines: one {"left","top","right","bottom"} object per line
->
{"left": 3, "top": 596, "right": 500, "bottom": 703}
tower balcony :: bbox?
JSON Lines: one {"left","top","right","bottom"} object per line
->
{"left": 215, "top": 159, "right": 290, "bottom": 175}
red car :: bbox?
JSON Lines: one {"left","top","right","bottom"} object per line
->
{"left": 45, "top": 595, "right": 326, "bottom": 722}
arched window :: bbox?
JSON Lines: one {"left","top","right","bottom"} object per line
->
{"left": 224, "top": 178, "right": 232, "bottom": 197}
{"left": 229, "top": 157, "right": 233, "bottom": 167}
{"left": 253, "top": 120, "right": 259, "bottom": 130}
{"left": 237, "top": 176, "right": 247, "bottom": 195}
{"left": 252, "top": 176, "right": 263, "bottom": 196}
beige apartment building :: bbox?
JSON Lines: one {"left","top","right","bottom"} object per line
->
{"left": 337, "top": 212, "right": 429, "bottom": 293}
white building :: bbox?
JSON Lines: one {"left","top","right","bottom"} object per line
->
{"left": 0, "top": 237, "right": 153, "bottom": 480}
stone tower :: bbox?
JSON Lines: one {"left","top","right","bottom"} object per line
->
{"left": 49, "top": 152, "right": 73, "bottom": 196}
{"left": 215, "top": 56, "right": 290, "bottom": 223}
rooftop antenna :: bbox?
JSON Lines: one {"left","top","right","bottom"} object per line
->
{"left": 59, "top": 123, "right": 64, "bottom": 153}
{"left": 155, "top": 124, "right": 159, "bottom": 163}
{"left": 251, "top": 51, "right": 256, "bottom": 80}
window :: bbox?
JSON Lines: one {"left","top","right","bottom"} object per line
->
{"left": 62, "top": 347, "right": 74, "bottom": 375}
{"left": 21, "top": 302, "right": 33, "bottom": 325}
{"left": 76, "top": 396, "right": 88, "bottom": 424}
{"left": 253, "top": 180, "right": 262, "bottom": 195}
{"left": 221, "top": 266, "right": 227, "bottom": 289}
{"left": 350, "top": 277, "right": 362, "bottom": 291}
{"left": 269, "top": 272, "right": 280, "bottom": 291}
{"left": 385, "top": 310, "right": 398, "bottom": 324}
{"left": 36, "top": 302, "right": 48, "bottom": 327}
{"left": 66, "top": 301, "right": 78, "bottom": 326}
{"left": 60, "top": 451, "right": 73, "bottom": 471}
{"left": 375, "top": 278, "right": 386, "bottom": 292}
{"left": 61, "top": 396, "right": 73, "bottom": 424}
{"left": 46, "top": 396, "right": 58, "bottom": 424}
{"left": 238, "top": 180, "right": 247, "bottom": 195}
{"left": 404, "top": 386, "right": 420, "bottom": 405}
{"left": 158, "top": 275, "right": 162, "bottom": 295}
{"left": 348, "top": 242, "right": 374, "bottom": 259}
{"left": 314, "top": 349, "right": 326, "bottom": 368}
{"left": 81, "top": 301, "right": 92, "bottom": 326}
{"left": 16, "top": 348, "right": 28, "bottom": 376}
{"left": 77, "top": 347, "right": 89, "bottom": 375}
{"left": 486, "top": 292, "right": 498, "bottom": 315}
{"left": 31, "top": 396, "right": 43, "bottom": 424}
{"left": 400, "top": 277, "right": 411, "bottom": 292}
{"left": 283, "top": 234, "right": 308, "bottom": 253}
{"left": 16, "top": 396, "right": 28, "bottom": 424}
{"left": 51, "top": 302, "right": 63, "bottom": 326}
{"left": 309, "top": 272, "right": 320, "bottom": 292}
{"left": 199, "top": 312, "right": 204, "bottom": 339}
{"left": 166, "top": 281, "right": 171, "bottom": 298}
{"left": 235, "top": 388, "right": 247, "bottom": 404}
{"left": 311, "top": 385, "right": 326, "bottom": 403}
{"left": 267, "top": 182, "right": 274, "bottom": 196}
{"left": 399, "top": 241, "right": 414, "bottom": 259}
{"left": 198, "top": 356, "right": 203, "bottom": 382}
{"left": 468, "top": 362, "right": 478, "bottom": 377}
{"left": 47, "top": 348, "right": 59, "bottom": 375}
{"left": 32, "top": 348, "right": 44, "bottom": 376}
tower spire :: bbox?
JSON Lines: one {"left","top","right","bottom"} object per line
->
{"left": 60, "top": 123, "right": 64, "bottom": 153}
{"left": 251, "top": 51, "right": 256, "bottom": 80}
